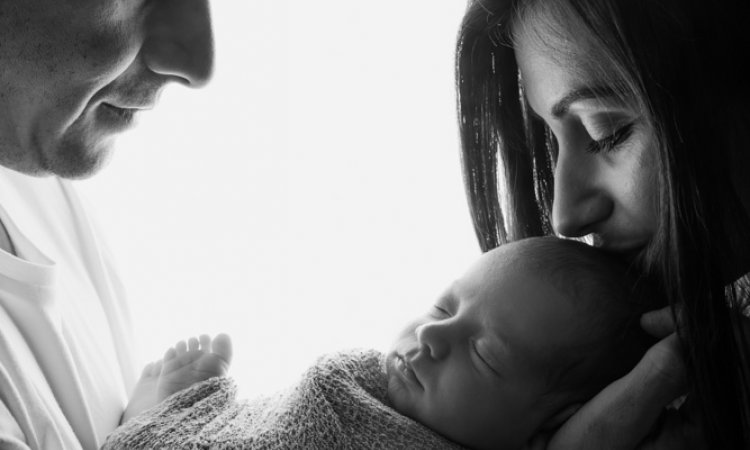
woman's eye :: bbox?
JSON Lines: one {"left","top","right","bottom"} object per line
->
{"left": 586, "top": 122, "right": 635, "bottom": 154}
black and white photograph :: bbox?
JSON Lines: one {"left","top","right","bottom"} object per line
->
{"left": 1, "top": 1, "right": 748, "bottom": 449}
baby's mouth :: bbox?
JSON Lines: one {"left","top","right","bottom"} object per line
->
{"left": 394, "top": 353, "right": 423, "bottom": 389}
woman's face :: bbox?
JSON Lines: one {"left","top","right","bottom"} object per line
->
{"left": 514, "top": 32, "right": 658, "bottom": 255}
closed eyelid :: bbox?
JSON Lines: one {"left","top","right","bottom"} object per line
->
{"left": 473, "top": 337, "right": 507, "bottom": 377}
{"left": 550, "top": 85, "right": 629, "bottom": 117}
{"left": 431, "top": 304, "right": 451, "bottom": 317}
{"left": 567, "top": 102, "right": 640, "bottom": 129}
{"left": 432, "top": 291, "right": 458, "bottom": 317}
{"left": 440, "top": 283, "right": 463, "bottom": 309}
{"left": 583, "top": 114, "right": 636, "bottom": 136}
{"left": 524, "top": 96, "right": 620, "bottom": 128}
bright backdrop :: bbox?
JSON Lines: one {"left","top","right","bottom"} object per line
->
{"left": 77, "top": 0, "right": 479, "bottom": 398}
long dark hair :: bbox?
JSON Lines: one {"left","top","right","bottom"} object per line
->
{"left": 456, "top": 0, "right": 750, "bottom": 447}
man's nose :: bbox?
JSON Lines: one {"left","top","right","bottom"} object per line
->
{"left": 552, "top": 148, "right": 613, "bottom": 238}
{"left": 143, "top": 0, "right": 214, "bottom": 87}
{"left": 416, "top": 322, "right": 450, "bottom": 360}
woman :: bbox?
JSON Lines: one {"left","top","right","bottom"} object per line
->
{"left": 456, "top": 0, "right": 750, "bottom": 448}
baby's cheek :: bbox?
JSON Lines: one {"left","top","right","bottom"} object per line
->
{"left": 385, "top": 374, "right": 427, "bottom": 425}
{"left": 386, "top": 376, "right": 410, "bottom": 412}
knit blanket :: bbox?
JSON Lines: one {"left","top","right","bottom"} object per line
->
{"left": 103, "top": 349, "right": 465, "bottom": 449}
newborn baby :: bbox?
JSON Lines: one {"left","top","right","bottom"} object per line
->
{"left": 385, "top": 236, "right": 655, "bottom": 449}
{"left": 110, "top": 237, "right": 655, "bottom": 450}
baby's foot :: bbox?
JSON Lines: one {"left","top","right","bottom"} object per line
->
{"left": 157, "top": 333, "right": 233, "bottom": 401}
{"left": 121, "top": 334, "right": 232, "bottom": 424}
{"left": 121, "top": 360, "right": 163, "bottom": 424}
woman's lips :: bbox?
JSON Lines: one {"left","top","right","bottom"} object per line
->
{"left": 589, "top": 233, "right": 648, "bottom": 254}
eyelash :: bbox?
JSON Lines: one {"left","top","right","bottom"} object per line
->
{"left": 472, "top": 340, "right": 500, "bottom": 376}
{"left": 432, "top": 305, "right": 450, "bottom": 318}
{"left": 586, "top": 122, "right": 635, "bottom": 154}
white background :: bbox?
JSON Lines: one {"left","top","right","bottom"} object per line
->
{"left": 77, "top": 0, "right": 479, "bottom": 398}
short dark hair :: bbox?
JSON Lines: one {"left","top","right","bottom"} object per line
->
{"left": 506, "top": 237, "right": 657, "bottom": 399}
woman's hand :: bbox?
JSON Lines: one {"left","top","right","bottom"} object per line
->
{"left": 538, "top": 306, "right": 705, "bottom": 450}
{"left": 633, "top": 308, "right": 705, "bottom": 449}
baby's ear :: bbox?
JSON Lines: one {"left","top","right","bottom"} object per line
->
{"left": 540, "top": 403, "right": 582, "bottom": 431}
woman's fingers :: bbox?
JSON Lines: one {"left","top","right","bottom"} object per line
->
{"left": 637, "top": 396, "right": 706, "bottom": 450}
{"left": 547, "top": 333, "right": 687, "bottom": 450}
{"left": 639, "top": 333, "right": 686, "bottom": 392}
{"left": 641, "top": 306, "right": 677, "bottom": 338}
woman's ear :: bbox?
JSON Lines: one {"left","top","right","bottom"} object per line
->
{"left": 540, "top": 403, "right": 582, "bottom": 431}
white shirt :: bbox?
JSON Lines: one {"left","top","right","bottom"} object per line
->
{"left": 0, "top": 166, "right": 136, "bottom": 450}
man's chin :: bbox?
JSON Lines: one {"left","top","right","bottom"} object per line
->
{"left": 40, "top": 138, "right": 114, "bottom": 179}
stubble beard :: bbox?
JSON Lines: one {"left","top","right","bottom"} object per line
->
{"left": 38, "top": 127, "right": 114, "bottom": 179}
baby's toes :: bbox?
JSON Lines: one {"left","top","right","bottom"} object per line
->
{"left": 162, "top": 342, "right": 195, "bottom": 375}
{"left": 199, "top": 334, "right": 211, "bottom": 352}
{"left": 140, "top": 361, "right": 160, "bottom": 379}
{"left": 212, "top": 333, "right": 233, "bottom": 366}
{"left": 188, "top": 336, "right": 200, "bottom": 352}
{"left": 163, "top": 346, "right": 177, "bottom": 362}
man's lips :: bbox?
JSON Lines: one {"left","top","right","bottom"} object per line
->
{"left": 97, "top": 103, "right": 142, "bottom": 130}
{"left": 101, "top": 103, "right": 137, "bottom": 121}
{"left": 102, "top": 102, "right": 154, "bottom": 112}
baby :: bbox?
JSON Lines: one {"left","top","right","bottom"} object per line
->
{"left": 110, "top": 236, "right": 656, "bottom": 450}
{"left": 384, "top": 236, "right": 655, "bottom": 449}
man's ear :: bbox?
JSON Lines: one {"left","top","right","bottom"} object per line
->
{"left": 540, "top": 403, "right": 582, "bottom": 431}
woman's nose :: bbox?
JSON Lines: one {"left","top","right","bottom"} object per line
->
{"left": 552, "top": 149, "right": 614, "bottom": 238}
{"left": 416, "top": 322, "right": 450, "bottom": 360}
{"left": 143, "top": 0, "right": 214, "bottom": 87}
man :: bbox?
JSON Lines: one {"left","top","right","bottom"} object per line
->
{"left": 0, "top": 1, "right": 214, "bottom": 448}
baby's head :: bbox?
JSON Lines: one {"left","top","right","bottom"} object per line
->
{"left": 386, "top": 236, "right": 656, "bottom": 450}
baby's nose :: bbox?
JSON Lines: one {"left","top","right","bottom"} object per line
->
{"left": 416, "top": 322, "right": 450, "bottom": 360}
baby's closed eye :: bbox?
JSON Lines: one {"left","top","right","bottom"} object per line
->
{"left": 472, "top": 338, "right": 505, "bottom": 378}
{"left": 431, "top": 305, "right": 451, "bottom": 319}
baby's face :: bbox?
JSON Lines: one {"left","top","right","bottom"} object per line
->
{"left": 386, "top": 245, "right": 585, "bottom": 450}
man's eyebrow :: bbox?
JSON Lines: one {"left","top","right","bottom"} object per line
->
{"left": 551, "top": 86, "right": 619, "bottom": 118}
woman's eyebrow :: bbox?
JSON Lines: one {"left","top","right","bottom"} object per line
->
{"left": 551, "top": 86, "right": 619, "bottom": 118}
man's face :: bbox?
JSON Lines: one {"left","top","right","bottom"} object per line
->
{"left": 0, "top": 0, "right": 213, "bottom": 178}
{"left": 386, "top": 244, "right": 584, "bottom": 450}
